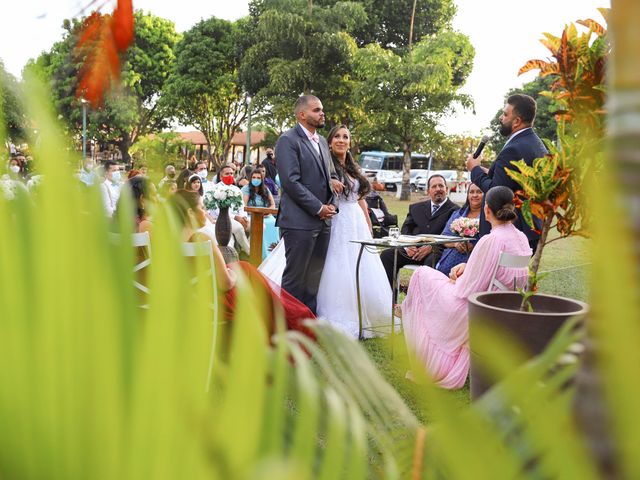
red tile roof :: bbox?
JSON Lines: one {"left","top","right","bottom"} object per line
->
{"left": 175, "top": 130, "right": 266, "bottom": 146}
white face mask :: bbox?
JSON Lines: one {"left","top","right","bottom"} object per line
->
{"left": 197, "top": 169, "right": 208, "bottom": 180}
{"left": 111, "top": 170, "right": 121, "bottom": 183}
{"left": 9, "top": 165, "right": 20, "bottom": 174}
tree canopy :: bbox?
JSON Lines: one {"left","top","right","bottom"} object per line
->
{"left": 353, "top": 30, "right": 474, "bottom": 198}
{"left": 240, "top": 0, "right": 367, "bottom": 128}
{"left": 0, "top": 61, "right": 27, "bottom": 142}
{"left": 26, "top": 11, "right": 179, "bottom": 161}
{"left": 163, "top": 17, "right": 248, "bottom": 167}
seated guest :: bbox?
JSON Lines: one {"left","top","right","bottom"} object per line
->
{"left": 365, "top": 189, "right": 397, "bottom": 238}
{"left": 211, "top": 164, "right": 250, "bottom": 256}
{"left": 380, "top": 174, "right": 458, "bottom": 286}
{"left": 435, "top": 183, "right": 483, "bottom": 276}
{"left": 7, "top": 155, "right": 27, "bottom": 183}
{"left": 255, "top": 164, "right": 280, "bottom": 205}
{"left": 186, "top": 173, "right": 204, "bottom": 197}
{"left": 79, "top": 157, "right": 98, "bottom": 186}
{"left": 214, "top": 162, "right": 237, "bottom": 184}
{"left": 399, "top": 186, "right": 531, "bottom": 389}
{"left": 159, "top": 180, "right": 177, "bottom": 199}
{"left": 176, "top": 168, "right": 193, "bottom": 190}
{"left": 194, "top": 160, "right": 213, "bottom": 192}
{"left": 113, "top": 175, "right": 156, "bottom": 234}
{"left": 158, "top": 164, "right": 177, "bottom": 190}
{"left": 127, "top": 169, "right": 142, "bottom": 180}
{"left": 241, "top": 167, "right": 278, "bottom": 259}
{"left": 236, "top": 165, "right": 253, "bottom": 188}
{"left": 169, "top": 190, "right": 315, "bottom": 337}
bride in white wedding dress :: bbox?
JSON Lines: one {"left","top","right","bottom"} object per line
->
{"left": 260, "top": 125, "right": 391, "bottom": 338}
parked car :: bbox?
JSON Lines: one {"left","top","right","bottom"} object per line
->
{"left": 415, "top": 170, "right": 469, "bottom": 191}
{"left": 384, "top": 169, "right": 431, "bottom": 192}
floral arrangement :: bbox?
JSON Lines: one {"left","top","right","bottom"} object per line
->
{"left": 450, "top": 217, "right": 479, "bottom": 238}
{"left": 203, "top": 184, "right": 243, "bottom": 211}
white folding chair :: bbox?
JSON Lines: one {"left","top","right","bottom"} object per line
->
{"left": 487, "top": 252, "right": 530, "bottom": 292}
{"left": 109, "top": 231, "right": 152, "bottom": 296}
{"left": 181, "top": 241, "right": 220, "bottom": 392}
{"left": 131, "top": 232, "right": 152, "bottom": 295}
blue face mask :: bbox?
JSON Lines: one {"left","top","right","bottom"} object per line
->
{"left": 251, "top": 179, "right": 262, "bottom": 187}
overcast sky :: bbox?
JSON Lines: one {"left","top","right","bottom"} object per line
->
{"left": 1, "top": 0, "right": 609, "bottom": 136}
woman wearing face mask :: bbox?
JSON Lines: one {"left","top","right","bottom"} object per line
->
{"left": 241, "top": 168, "right": 277, "bottom": 259}
{"left": 7, "top": 158, "right": 26, "bottom": 182}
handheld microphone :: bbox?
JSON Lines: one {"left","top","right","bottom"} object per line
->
{"left": 472, "top": 134, "right": 491, "bottom": 159}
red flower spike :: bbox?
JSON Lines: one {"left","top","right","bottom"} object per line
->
{"left": 74, "top": 0, "right": 135, "bottom": 107}
{"left": 112, "top": 0, "right": 134, "bottom": 51}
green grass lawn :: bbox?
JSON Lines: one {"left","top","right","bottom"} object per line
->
{"left": 362, "top": 192, "right": 591, "bottom": 419}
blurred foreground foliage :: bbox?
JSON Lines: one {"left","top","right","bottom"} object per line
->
{"left": 0, "top": 64, "right": 638, "bottom": 479}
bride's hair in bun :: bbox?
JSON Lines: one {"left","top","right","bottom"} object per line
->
{"left": 486, "top": 186, "right": 518, "bottom": 222}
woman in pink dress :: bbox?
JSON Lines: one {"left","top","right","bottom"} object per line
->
{"left": 400, "top": 186, "right": 531, "bottom": 389}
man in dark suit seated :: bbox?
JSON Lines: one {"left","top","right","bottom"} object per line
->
{"left": 380, "top": 174, "right": 459, "bottom": 286}
{"left": 466, "top": 93, "right": 548, "bottom": 252}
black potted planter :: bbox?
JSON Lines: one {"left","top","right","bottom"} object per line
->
{"left": 468, "top": 291, "right": 589, "bottom": 399}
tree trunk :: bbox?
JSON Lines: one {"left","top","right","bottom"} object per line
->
{"left": 409, "top": 0, "right": 418, "bottom": 51}
{"left": 528, "top": 211, "right": 554, "bottom": 291}
{"left": 400, "top": 141, "right": 412, "bottom": 201}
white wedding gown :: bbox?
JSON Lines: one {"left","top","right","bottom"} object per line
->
{"left": 259, "top": 178, "right": 392, "bottom": 338}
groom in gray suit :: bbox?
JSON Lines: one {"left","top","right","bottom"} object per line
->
{"left": 275, "top": 95, "right": 337, "bottom": 314}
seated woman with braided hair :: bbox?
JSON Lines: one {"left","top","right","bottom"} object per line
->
{"left": 169, "top": 189, "right": 315, "bottom": 338}
{"left": 399, "top": 186, "right": 531, "bottom": 389}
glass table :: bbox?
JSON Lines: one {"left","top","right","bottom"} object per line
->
{"left": 351, "top": 235, "right": 469, "bottom": 343}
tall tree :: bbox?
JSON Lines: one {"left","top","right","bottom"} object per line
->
{"left": 26, "top": 11, "right": 179, "bottom": 162}
{"left": 354, "top": 31, "right": 474, "bottom": 199}
{"left": 347, "top": 0, "right": 456, "bottom": 52}
{"left": 239, "top": 0, "right": 367, "bottom": 129}
{"left": 163, "top": 17, "right": 248, "bottom": 168}
{"left": 0, "top": 60, "right": 27, "bottom": 143}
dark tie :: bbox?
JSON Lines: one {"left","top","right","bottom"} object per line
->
{"left": 431, "top": 203, "right": 440, "bottom": 216}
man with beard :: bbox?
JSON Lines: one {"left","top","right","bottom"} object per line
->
{"left": 275, "top": 95, "right": 337, "bottom": 314}
{"left": 466, "top": 93, "right": 547, "bottom": 251}
{"left": 380, "top": 174, "right": 459, "bottom": 286}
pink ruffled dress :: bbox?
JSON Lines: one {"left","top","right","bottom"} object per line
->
{"left": 401, "top": 223, "right": 531, "bottom": 389}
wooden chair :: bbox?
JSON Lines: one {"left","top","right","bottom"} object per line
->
{"left": 487, "top": 252, "right": 530, "bottom": 292}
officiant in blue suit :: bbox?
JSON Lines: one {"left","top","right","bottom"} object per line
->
{"left": 466, "top": 93, "right": 548, "bottom": 252}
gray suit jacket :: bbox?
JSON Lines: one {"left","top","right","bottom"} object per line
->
{"left": 275, "top": 124, "right": 336, "bottom": 230}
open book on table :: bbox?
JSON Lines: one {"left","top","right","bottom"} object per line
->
{"left": 396, "top": 234, "right": 462, "bottom": 243}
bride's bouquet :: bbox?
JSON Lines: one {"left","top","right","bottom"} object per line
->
{"left": 450, "top": 217, "right": 479, "bottom": 238}
{"left": 204, "top": 184, "right": 243, "bottom": 211}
